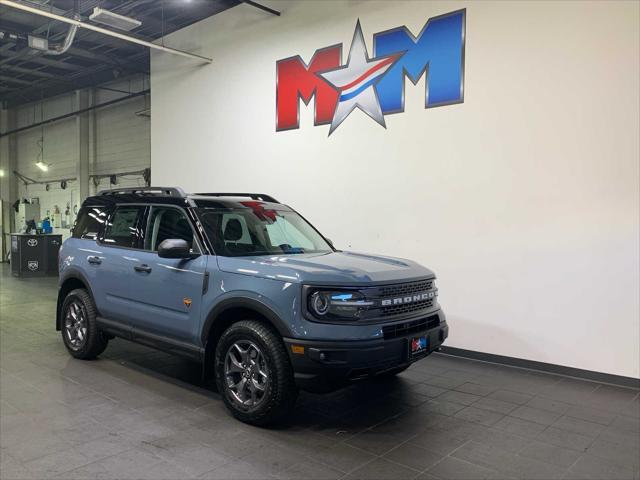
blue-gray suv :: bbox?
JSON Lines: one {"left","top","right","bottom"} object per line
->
{"left": 57, "top": 187, "right": 448, "bottom": 425}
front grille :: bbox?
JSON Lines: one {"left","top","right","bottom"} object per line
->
{"left": 382, "top": 314, "right": 440, "bottom": 340}
{"left": 381, "top": 299, "right": 434, "bottom": 316}
{"left": 380, "top": 280, "right": 433, "bottom": 297}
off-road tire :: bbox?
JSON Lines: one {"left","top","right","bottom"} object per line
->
{"left": 215, "top": 320, "right": 298, "bottom": 426}
{"left": 61, "top": 289, "right": 108, "bottom": 359}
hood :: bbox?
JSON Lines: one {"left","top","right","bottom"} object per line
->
{"left": 216, "top": 251, "right": 434, "bottom": 285}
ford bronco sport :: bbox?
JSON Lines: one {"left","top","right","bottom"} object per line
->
{"left": 57, "top": 187, "right": 448, "bottom": 425}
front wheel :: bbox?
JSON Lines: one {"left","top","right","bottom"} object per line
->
{"left": 214, "top": 320, "right": 298, "bottom": 426}
{"left": 61, "top": 289, "right": 108, "bottom": 359}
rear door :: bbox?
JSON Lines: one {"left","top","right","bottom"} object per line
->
{"left": 97, "top": 205, "right": 147, "bottom": 326}
{"left": 124, "top": 205, "right": 208, "bottom": 345}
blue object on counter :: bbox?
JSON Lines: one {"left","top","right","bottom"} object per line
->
{"left": 42, "top": 218, "right": 53, "bottom": 234}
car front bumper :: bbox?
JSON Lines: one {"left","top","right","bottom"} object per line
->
{"left": 283, "top": 320, "right": 449, "bottom": 393}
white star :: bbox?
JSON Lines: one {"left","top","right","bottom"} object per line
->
{"left": 319, "top": 20, "right": 401, "bottom": 136}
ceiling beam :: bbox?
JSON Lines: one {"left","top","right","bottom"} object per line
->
{"left": 0, "top": 74, "right": 31, "bottom": 85}
{"left": 0, "top": 0, "right": 213, "bottom": 63}
{"left": 0, "top": 53, "right": 83, "bottom": 71}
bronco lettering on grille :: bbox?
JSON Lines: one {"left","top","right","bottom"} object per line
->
{"left": 381, "top": 291, "right": 435, "bottom": 307}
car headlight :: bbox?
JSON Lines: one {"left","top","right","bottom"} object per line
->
{"left": 306, "top": 289, "right": 374, "bottom": 320}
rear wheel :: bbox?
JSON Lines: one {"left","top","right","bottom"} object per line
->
{"left": 215, "top": 320, "right": 297, "bottom": 426}
{"left": 61, "top": 289, "right": 108, "bottom": 359}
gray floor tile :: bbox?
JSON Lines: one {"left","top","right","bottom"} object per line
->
{"left": 518, "top": 439, "right": 582, "bottom": 467}
{"left": 488, "top": 390, "right": 533, "bottom": 406}
{"left": 455, "top": 406, "right": 504, "bottom": 427}
{"left": 510, "top": 405, "right": 562, "bottom": 425}
{"left": 383, "top": 443, "right": 443, "bottom": 471}
{"left": 422, "top": 375, "right": 467, "bottom": 390}
{"left": 586, "top": 437, "right": 640, "bottom": 467}
{"left": 410, "top": 383, "right": 448, "bottom": 398}
{"left": 454, "top": 382, "right": 495, "bottom": 397}
{"left": 565, "top": 404, "right": 616, "bottom": 426}
{"left": 438, "top": 390, "right": 482, "bottom": 406}
{"left": 428, "top": 456, "right": 503, "bottom": 480}
{"left": 552, "top": 415, "right": 605, "bottom": 437}
{"left": 277, "top": 460, "right": 343, "bottom": 480}
{"left": 344, "top": 457, "right": 419, "bottom": 479}
{"left": 473, "top": 397, "right": 519, "bottom": 415}
{"left": 409, "top": 429, "right": 469, "bottom": 456}
{"left": 197, "top": 459, "right": 274, "bottom": 479}
{"left": 536, "top": 426, "right": 594, "bottom": 451}
{"left": 526, "top": 396, "right": 571, "bottom": 414}
{"left": 420, "top": 398, "right": 467, "bottom": 416}
{"left": 566, "top": 454, "right": 637, "bottom": 480}
{"left": 493, "top": 415, "right": 548, "bottom": 438}
{"left": 308, "top": 444, "right": 376, "bottom": 474}
{"left": 344, "top": 429, "right": 407, "bottom": 455}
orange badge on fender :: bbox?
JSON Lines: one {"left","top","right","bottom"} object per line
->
{"left": 183, "top": 297, "right": 193, "bottom": 308}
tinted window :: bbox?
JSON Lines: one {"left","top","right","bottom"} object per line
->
{"left": 103, "top": 206, "right": 144, "bottom": 248}
{"left": 145, "top": 207, "right": 197, "bottom": 252}
{"left": 72, "top": 206, "right": 109, "bottom": 240}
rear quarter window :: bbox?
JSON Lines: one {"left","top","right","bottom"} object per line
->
{"left": 72, "top": 206, "right": 109, "bottom": 240}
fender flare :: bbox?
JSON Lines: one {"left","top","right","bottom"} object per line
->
{"left": 56, "top": 268, "right": 97, "bottom": 331}
{"left": 200, "top": 296, "right": 288, "bottom": 345}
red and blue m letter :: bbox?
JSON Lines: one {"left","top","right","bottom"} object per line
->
{"left": 276, "top": 45, "right": 342, "bottom": 131}
{"left": 374, "top": 10, "right": 465, "bottom": 114}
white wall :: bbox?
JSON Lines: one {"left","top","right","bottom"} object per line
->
{"left": 150, "top": 1, "right": 640, "bottom": 378}
{"left": 9, "top": 75, "right": 151, "bottom": 237}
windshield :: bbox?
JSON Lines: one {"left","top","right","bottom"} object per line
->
{"left": 197, "top": 204, "right": 333, "bottom": 257}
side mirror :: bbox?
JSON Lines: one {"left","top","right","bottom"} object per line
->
{"left": 326, "top": 238, "right": 334, "bottom": 248}
{"left": 158, "top": 239, "right": 194, "bottom": 259}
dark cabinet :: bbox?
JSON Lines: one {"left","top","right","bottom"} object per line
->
{"left": 10, "top": 234, "right": 62, "bottom": 277}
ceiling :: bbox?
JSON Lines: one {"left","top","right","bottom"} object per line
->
{"left": 0, "top": 0, "right": 243, "bottom": 107}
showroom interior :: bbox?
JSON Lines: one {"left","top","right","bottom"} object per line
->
{"left": 0, "top": 0, "right": 639, "bottom": 479}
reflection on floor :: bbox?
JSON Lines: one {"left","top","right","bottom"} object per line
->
{"left": 0, "top": 264, "right": 638, "bottom": 480}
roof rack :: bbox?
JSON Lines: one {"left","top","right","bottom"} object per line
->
{"left": 194, "top": 193, "right": 279, "bottom": 203}
{"left": 98, "top": 187, "right": 186, "bottom": 197}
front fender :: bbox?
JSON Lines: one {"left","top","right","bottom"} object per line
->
{"left": 200, "top": 293, "right": 290, "bottom": 345}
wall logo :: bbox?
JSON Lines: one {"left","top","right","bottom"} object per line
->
{"left": 276, "top": 9, "right": 465, "bottom": 135}
{"left": 27, "top": 238, "right": 38, "bottom": 247}
{"left": 27, "top": 261, "right": 38, "bottom": 271}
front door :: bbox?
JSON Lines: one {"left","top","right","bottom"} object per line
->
{"left": 125, "top": 205, "right": 208, "bottom": 345}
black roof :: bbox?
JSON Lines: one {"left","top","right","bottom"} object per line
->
{"left": 82, "top": 187, "right": 287, "bottom": 210}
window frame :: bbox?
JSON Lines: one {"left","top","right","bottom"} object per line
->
{"left": 143, "top": 205, "right": 202, "bottom": 255}
{"left": 97, "top": 205, "right": 147, "bottom": 251}
{"left": 72, "top": 205, "right": 110, "bottom": 241}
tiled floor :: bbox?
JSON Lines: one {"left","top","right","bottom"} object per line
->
{"left": 0, "top": 264, "right": 638, "bottom": 480}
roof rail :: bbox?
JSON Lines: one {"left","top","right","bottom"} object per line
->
{"left": 194, "top": 193, "right": 279, "bottom": 203}
{"left": 98, "top": 187, "right": 186, "bottom": 198}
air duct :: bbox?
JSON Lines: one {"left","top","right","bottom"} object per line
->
{"left": 44, "top": 16, "right": 79, "bottom": 55}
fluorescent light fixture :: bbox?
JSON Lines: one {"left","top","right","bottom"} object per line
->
{"left": 35, "top": 161, "right": 49, "bottom": 172}
{"left": 89, "top": 7, "right": 141, "bottom": 31}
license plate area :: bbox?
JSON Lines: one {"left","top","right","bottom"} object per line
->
{"left": 409, "top": 335, "right": 428, "bottom": 359}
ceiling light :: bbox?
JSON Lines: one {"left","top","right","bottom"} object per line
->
{"left": 89, "top": 7, "right": 141, "bottom": 31}
{"left": 0, "top": 169, "right": 5, "bottom": 177}
{"left": 35, "top": 161, "right": 49, "bottom": 172}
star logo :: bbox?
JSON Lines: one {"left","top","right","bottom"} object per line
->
{"left": 318, "top": 20, "right": 402, "bottom": 136}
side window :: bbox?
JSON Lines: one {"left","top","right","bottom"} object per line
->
{"left": 103, "top": 206, "right": 144, "bottom": 249}
{"left": 145, "top": 207, "right": 197, "bottom": 252}
{"left": 72, "top": 206, "right": 109, "bottom": 240}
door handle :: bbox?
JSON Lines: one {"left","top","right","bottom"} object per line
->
{"left": 134, "top": 264, "right": 152, "bottom": 273}
{"left": 87, "top": 256, "right": 102, "bottom": 265}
